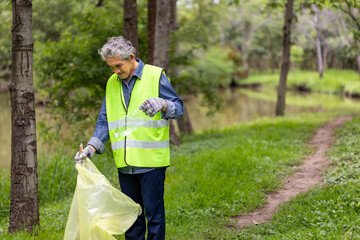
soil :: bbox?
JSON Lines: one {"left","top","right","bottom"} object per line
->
{"left": 232, "top": 115, "right": 353, "bottom": 228}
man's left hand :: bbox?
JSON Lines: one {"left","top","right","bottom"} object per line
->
{"left": 139, "top": 97, "right": 166, "bottom": 117}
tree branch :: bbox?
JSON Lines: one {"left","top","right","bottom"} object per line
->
{"left": 340, "top": 4, "right": 360, "bottom": 31}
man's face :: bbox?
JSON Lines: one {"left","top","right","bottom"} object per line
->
{"left": 106, "top": 55, "right": 135, "bottom": 80}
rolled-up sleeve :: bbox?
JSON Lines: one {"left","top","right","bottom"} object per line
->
{"left": 159, "top": 72, "right": 184, "bottom": 119}
{"left": 88, "top": 97, "right": 109, "bottom": 153}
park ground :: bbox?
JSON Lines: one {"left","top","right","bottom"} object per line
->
{"left": 1, "top": 108, "right": 360, "bottom": 239}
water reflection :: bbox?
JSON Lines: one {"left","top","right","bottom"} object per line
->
{"left": 184, "top": 88, "right": 360, "bottom": 132}
{"left": 1, "top": 87, "right": 360, "bottom": 169}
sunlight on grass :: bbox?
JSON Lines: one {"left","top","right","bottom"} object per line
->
{"left": 1, "top": 112, "right": 357, "bottom": 239}
{"left": 236, "top": 116, "right": 360, "bottom": 239}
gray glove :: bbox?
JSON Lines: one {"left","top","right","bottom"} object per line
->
{"left": 74, "top": 146, "right": 95, "bottom": 164}
{"left": 139, "top": 97, "right": 166, "bottom": 117}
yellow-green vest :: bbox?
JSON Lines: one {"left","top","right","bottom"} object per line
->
{"left": 106, "top": 64, "right": 170, "bottom": 168}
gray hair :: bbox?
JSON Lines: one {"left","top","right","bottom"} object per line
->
{"left": 98, "top": 36, "right": 136, "bottom": 61}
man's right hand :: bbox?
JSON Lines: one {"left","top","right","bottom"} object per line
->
{"left": 74, "top": 145, "right": 95, "bottom": 164}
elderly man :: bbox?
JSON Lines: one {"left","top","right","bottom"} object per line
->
{"left": 75, "top": 36, "right": 184, "bottom": 240}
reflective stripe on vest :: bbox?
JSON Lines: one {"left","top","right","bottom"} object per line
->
{"left": 105, "top": 64, "right": 170, "bottom": 168}
{"left": 111, "top": 140, "right": 170, "bottom": 150}
{"left": 108, "top": 119, "right": 169, "bottom": 130}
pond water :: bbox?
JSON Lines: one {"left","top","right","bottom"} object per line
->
{"left": 1, "top": 87, "right": 360, "bottom": 169}
{"left": 184, "top": 87, "right": 360, "bottom": 131}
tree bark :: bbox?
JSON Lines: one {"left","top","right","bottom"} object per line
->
{"left": 321, "top": 35, "right": 327, "bottom": 72}
{"left": 169, "top": 120, "right": 180, "bottom": 146}
{"left": 123, "top": 0, "right": 139, "bottom": 57}
{"left": 356, "top": 41, "right": 360, "bottom": 76}
{"left": 153, "top": 0, "right": 170, "bottom": 71}
{"left": 9, "top": 0, "right": 39, "bottom": 233}
{"left": 169, "top": 0, "right": 193, "bottom": 135}
{"left": 153, "top": 0, "right": 179, "bottom": 144}
{"left": 177, "top": 105, "right": 194, "bottom": 135}
{"left": 147, "top": 0, "right": 156, "bottom": 64}
{"left": 275, "top": 0, "right": 294, "bottom": 116}
{"left": 313, "top": 5, "right": 324, "bottom": 78}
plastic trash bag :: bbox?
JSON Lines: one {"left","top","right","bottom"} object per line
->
{"left": 64, "top": 158, "right": 141, "bottom": 240}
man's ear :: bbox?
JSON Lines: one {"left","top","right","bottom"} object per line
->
{"left": 130, "top": 54, "right": 136, "bottom": 61}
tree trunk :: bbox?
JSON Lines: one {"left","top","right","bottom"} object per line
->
{"left": 169, "top": 120, "right": 180, "bottom": 146}
{"left": 123, "top": 0, "right": 139, "bottom": 57}
{"left": 321, "top": 35, "right": 327, "bottom": 72}
{"left": 242, "top": 55, "right": 249, "bottom": 78}
{"left": 313, "top": 5, "right": 324, "bottom": 78}
{"left": 169, "top": 0, "right": 193, "bottom": 135}
{"left": 9, "top": 0, "right": 39, "bottom": 233}
{"left": 96, "top": 0, "right": 104, "bottom": 7}
{"left": 147, "top": 0, "right": 156, "bottom": 64}
{"left": 239, "top": 46, "right": 249, "bottom": 78}
{"left": 153, "top": 0, "right": 179, "bottom": 144}
{"left": 153, "top": 0, "right": 170, "bottom": 71}
{"left": 275, "top": 0, "right": 294, "bottom": 116}
{"left": 177, "top": 105, "right": 194, "bottom": 134}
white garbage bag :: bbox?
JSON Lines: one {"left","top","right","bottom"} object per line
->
{"left": 64, "top": 158, "right": 141, "bottom": 240}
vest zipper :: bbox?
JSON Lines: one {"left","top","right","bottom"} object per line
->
{"left": 120, "top": 81, "right": 129, "bottom": 169}
{"left": 125, "top": 80, "right": 138, "bottom": 173}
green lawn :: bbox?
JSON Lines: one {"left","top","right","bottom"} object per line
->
{"left": 1, "top": 111, "right": 359, "bottom": 239}
{"left": 235, "top": 116, "right": 360, "bottom": 239}
{"left": 238, "top": 69, "right": 360, "bottom": 96}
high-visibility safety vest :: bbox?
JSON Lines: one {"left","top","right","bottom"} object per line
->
{"left": 106, "top": 64, "right": 170, "bottom": 168}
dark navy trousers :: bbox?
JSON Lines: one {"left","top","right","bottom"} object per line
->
{"left": 118, "top": 168, "right": 166, "bottom": 240}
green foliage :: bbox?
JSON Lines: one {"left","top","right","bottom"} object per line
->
{"left": 174, "top": 46, "right": 235, "bottom": 114}
{"left": 34, "top": 0, "right": 149, "bottom": 131}
{"left": 170, "top": 0, "right": 231, "bottom": 114}
{"left": 291, "top": 45, "right": 304, "bottom": 67}
{"left": 0, "top": 2, "right": 11, "bottom": 68}
{"left": 33, "top": 0, "right": 75, "bottom": 42}
{"left": 34, "top": 0, "right": 150, "bottom": 129}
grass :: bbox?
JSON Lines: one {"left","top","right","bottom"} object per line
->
{"left": 0, "top": 111, "right": 357, "bottom": 239}
{"left": 238, "top": 69, "right": 360, "bottom": 96}
{"left": 235, "top": 116, "right": 360, "bottom": 239}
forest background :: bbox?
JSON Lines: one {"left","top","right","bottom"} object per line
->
{"left": 1, "top": 0, "right": 360, "bottom": 239}
{"left": 0, "top": 0, "right": 359, "bottom": 140}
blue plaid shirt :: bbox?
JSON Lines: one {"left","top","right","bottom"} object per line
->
{"left": 88, "top": 59, "right": 184, "bottom": 174}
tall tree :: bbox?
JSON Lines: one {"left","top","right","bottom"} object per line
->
{"left": 153, "top": 0, "right": 171, "bottom": 71}
{"left": 9, "top": 0, "right": 39, "bottom": 233}
{"left": 338, "top": 1, "right": 360, "bottom": 75}
{"left": 224, "top": 0, "right": 270, "bottom": 78}
{"left": 309, "top": 0, "right": 360, "bottom": 75}
{"left": 312, "top": 5, "right": 324, "bottom": 78}
{"left": 153, "top": 0, "right": 180, "bottom": 145}
{"left": 123, "top": 0, "right": 139, "bottom": 56}
{"left": 275, "top": 0, "right": 295, "bottom": 116}
{"left": 147, "top": 0, "right": 156, "bottom": 64}
{"left": 169, "top": 0, "right": 194, "bottom": 135}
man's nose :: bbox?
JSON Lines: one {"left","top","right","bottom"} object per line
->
{"left": 115, "top": 68, "right": 121, "bottom": 74}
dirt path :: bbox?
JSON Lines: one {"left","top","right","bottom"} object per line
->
{"left": 232, "top": 115, "right": 353, "bottom": 228}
